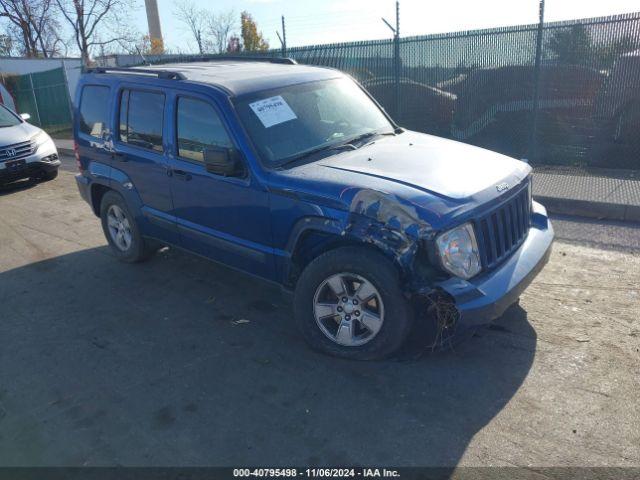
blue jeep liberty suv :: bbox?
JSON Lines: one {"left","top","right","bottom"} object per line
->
{"left": 74, "top": 58, "right": 553, "bottom": 359}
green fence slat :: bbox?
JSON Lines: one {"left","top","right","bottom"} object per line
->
{"left": 1, "top": 67, "right": 72, "bottom": 132}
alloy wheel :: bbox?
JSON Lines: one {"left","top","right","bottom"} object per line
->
{"left": 312, "top": 272, "right": 385, "bottom": 347}
{"left": 107, "top": 204, "right": 133, "bottom": 252}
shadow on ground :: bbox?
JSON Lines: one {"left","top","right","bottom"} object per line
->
{"left": 0, "top": 246, "right": 536, "bottom": 467}
{"left": 0, "top": 178, "right": 39, "bottom": 197}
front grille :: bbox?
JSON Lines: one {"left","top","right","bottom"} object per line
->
{"left": 475, "top": 180, "right": 531, "bottom": 269}
{"left": 0, "top": 140, "right": 36, "bottom": 162}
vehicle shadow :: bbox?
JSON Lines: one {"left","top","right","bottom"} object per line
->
{"left": 0, "top": 246, "right": 536, "bottom": 467}
{"left": 0, "top": 178, "right": 39, "bottom": 196}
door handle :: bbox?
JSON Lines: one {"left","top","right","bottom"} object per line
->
{"left": 172, "top": 169, "right": 192, "bottom": 181}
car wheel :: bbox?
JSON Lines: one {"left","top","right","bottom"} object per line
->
{"left": 293, "top": 247, "right": 414, "bottom": 360}
{"left": 100, "top": 190, "right": 154, "bottom": 263}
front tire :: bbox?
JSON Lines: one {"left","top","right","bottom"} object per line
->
{"left": 293, "top": 247, "right": 414, "bottom": 360}
{"left": 100, "top": 190, "right": 153, "bottom": 263}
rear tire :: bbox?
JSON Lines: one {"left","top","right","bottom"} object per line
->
{"left": 100, "top": 190, "right": 154, "bottom": 263}
{"left": 293, "top": 247, "right": 414, "bottom": 360}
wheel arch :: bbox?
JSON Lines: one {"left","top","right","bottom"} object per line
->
{"left": 89, "top": 170, "right": 144, "bottom": 220}
{"left": 90, "top": 182, "right": 112, "bottom": 217}
{"left": 284, "top": 217, "right": 410, "bottom": 288}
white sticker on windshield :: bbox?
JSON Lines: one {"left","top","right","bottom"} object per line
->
{"left": 249, "top": 95, "right": 297, "bottom": 128}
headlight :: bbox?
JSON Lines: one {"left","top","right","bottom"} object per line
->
{"left": 435, "top": 222, "right": 481, "bottom": 279}
{"left": 31, "top": 131, "right": 51, "bottom": 151}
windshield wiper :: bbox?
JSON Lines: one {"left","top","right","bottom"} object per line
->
{"left": 276, "top": 129, "right": 399, "bottom": 169}
{"left": 348, "top": 129, "right": 399, "bottom": 148}
{"left": 277, "top": 143, "right": 357, "bottom": 169}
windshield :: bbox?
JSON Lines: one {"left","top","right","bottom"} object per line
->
{"left": 234, "top": 77, "right": 394, "bottom": 167}
{"left": 0, "top": 104, "right": 21, "bottom": 128}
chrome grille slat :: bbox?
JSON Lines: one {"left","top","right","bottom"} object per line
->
{"left": 493, "top": 213, "right": 503, "bottom": 258}
{"left": 0, "top": 140, "right": 36, "bottom": 162}
{"left": 514, "top": 196, "right": 523, "bottom": 238}
{"left": 503, "top": 205, "right": 512, "bottom": 249}
{"left": 476, "top": 180, "right": 532, "bottom": 270}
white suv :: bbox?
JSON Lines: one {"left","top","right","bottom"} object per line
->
{"left": 0, "top": 104, "right": 60, "bottom": 185}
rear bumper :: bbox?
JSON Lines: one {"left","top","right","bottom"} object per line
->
{"left": 75, "top": 173, "right": 92, "bottom": 205}
{"left": 436, "top": 201, "right": 554, "bottom": 326}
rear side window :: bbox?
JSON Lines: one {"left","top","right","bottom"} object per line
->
{"left": 79, "top": 85, "right": 110, "bottom": 138}
{"left": 176, "top": 97, "right": 232, "bottom": 162}
{"left": 119, "top": 89, "right": 164, "bottom": 152}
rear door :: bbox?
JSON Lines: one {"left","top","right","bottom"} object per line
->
{"left": 113, "top": 85, "right": 177, "bottom": 244}
{"left": 167, "top": 91, "right": 274, "bottom": 279}
{"left": 76, "top": 83, "right": 113, "bottom": 178}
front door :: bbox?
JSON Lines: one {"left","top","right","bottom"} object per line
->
{"left": 167, "top": 93, "right": 274, "bottom": 280}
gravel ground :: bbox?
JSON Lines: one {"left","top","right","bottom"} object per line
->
{"left": 0, "top": 165, "right": 638, "bottom": 467}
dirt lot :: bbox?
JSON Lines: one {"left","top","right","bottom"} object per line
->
{"left": 0, "top": 165, "right": 638, "bottom": 467}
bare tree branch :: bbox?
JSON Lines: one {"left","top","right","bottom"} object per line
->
{"left": 174, "top": 0, "right": 212, "bottom": 55}
{"left": 54, "top": 0, "right": 135, "bottom": 64}
{"left": 207, "top": 9, "right": 236, "bottom": 54}
{"left": 0, "top": 0, "right": 59, "bottom": 57}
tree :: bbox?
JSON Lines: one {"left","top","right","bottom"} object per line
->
{"left": 227, "top": 35, "right": 240, "bottom": 53}
{"left": 55, "top": 0, "right": 135, "bottom": 65}
{"left": 240, "top": 11, "right": 268, "bottom": 52}
{"left": 207, "top": 9, "right": 236, "bottom": 54}
{"left": 0, "top": 0, "right": 60, "bottom": 57}
{"left": 0, "top": 33, "right": 12, "bottom": 55}
{"left": 174, "top": 0, "right": 210, "bottom": 55}
{"left": 546, "top": 24, "right": 591, "bottom": 66}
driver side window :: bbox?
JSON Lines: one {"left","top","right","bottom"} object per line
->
{"left": 176, "top": 97, "right": 232, "bottom": 163}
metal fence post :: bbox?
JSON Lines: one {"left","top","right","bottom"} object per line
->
{"left": 382, "top": 1, "right": 401, "bottom": 120}
{"left": 282, "top": 16, "right": 287, "bottom": 57}
{"left": 528, "top": 0, "right": 545, "bottom": 163}
{"left": 60, "top": 59, "right": 75, "bottom": 124}
{"left": 28, "top": 73, "right": 43, "bottom": 127}
{"left": 394, "top": 0, "right": 401, "bottom": 121}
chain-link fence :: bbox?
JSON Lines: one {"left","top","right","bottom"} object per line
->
{"left": 0, "top": 67, "right": 73, "bottom": 133}
{"left": 284, "top": 13, "right": 640, "bottom": 169}
{"left": 136, "top": 12, "right": 639, "bottom": 170}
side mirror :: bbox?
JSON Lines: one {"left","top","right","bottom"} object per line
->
{"left": 203, "top": 146, "right": 244, "bottom": 177}
{"left": 20, "top": 113, "right": 31, "bottom": 121}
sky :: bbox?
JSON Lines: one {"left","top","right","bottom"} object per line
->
{"left": 130, "top": 0, "right": 640, "bottom": 53}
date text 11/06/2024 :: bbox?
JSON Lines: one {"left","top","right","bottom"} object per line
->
{"left": 233, "top": 468, "right": 400, "bottom": 477}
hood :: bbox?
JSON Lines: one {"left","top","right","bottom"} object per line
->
{"left": 269, "top": 131, "right": 531, "bottom": 228}
{"left": 317, "top": 131, "right": 529, "bottom": 200}
{"left": 0, "top": 122, "right": 40, "bottom": 147}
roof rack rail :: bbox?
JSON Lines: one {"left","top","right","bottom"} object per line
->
{"left": 199, "top": 56, "right": 298, "bottom": 65}
{"left": 134, "top": 55, "right": 298, "bottom": 66}
{"left": 87, "top": 67, "right": 186, "bottom": 80}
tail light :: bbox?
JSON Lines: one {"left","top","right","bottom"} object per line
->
{"left": 74, "top": 141, "right": 84, "bottom": 172}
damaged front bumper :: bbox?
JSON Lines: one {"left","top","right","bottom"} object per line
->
{"left": 435, "top": 201, "right": 554, "bottom": 326}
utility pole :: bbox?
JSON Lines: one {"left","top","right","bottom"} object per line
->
{"left": 144, "top": 0, "right": 164, "bottom": 52}
{"left": 277, "top": 16, "right": 287, "bottom": 57}
{"left": 382, "top": 1, "right": 400, "bottom": 119}
{"left": 528, "top": 0, "right": 545, "bottom": 163}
